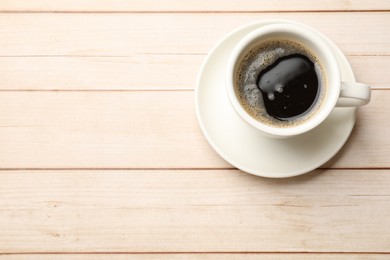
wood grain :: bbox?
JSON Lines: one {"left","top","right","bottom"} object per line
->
{"left": 0, "top": 13, "right": 388, "bottom": 56}
{"left": 0, "top": 169, "right": 389, "bottom": 253}
{"left": 0, "top": 90, "right": 387, "bottom": 169}
{"left": 0, "top": 0, "right": 389, "bottom": 12}
{"left": 0, "top": 55, "right": 387, "bottom": 90}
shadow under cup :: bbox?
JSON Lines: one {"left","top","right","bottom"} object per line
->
{"left": 226, "top": 23, "right": 341, "bottom": 138}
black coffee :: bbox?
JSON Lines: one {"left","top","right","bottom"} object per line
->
{"left": 235, "top": 40, "right": 325, "bottom": 127}
{"left": 256, "top": 54, "right": 319, "bottom": 120}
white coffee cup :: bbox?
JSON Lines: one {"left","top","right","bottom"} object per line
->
{"left": 226, "top": 23, "right": 371, "bottom": 138}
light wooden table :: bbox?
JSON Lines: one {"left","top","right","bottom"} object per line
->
{"left": 0, "top": 1, "right": 389, "bottom": 259}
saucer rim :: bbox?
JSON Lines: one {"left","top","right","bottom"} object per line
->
{"left": 195, "top": 19, "right": 357, "bottom": 178}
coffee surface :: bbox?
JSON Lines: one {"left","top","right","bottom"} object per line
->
{"left": 257, "top": 54, "right": 319, "bottom": 120}
{"left": 235, "top": 40, "right": 326, "bottom": 127}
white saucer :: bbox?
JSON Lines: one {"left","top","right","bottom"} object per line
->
{"left": 195, "top": 20, "right": 357, "bottom": 178}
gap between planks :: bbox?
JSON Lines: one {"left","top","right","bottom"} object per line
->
{"left": 1, "top": 251, "right": 390, "bottom": 254}
{"left": 0, "top": 88, "right": 387, "bottom": 92}
{"left": 0, "top": 168, "right": 389, "bottom": 171}
{"left": 1, "top": 252, "right": 390, "bottom": 260}
{"left": 1, "top": 10, "right": 390, "bottom": 14}
{"left": 0, "top": 0, "right": 389, "bottom": 12}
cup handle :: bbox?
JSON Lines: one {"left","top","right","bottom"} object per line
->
{"left": 335, "top": 82, "right": 371, "bottom": 107}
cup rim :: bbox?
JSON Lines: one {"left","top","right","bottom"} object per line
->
{"left": 226, "top": 23, "right": 341, "bottom": 138}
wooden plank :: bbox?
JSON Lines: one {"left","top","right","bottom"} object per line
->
{"left": 325, "top": 89, "right": 390, "bottom": 168}
{"left": 0, "top": 169, "right": 389, "bottom": 252}
{"left": 0, "top": 91, "right": 227, "bottom": 168}
{"left": 0, "top": 0, "right": 389, "bottom": 12}
{"left": 0, "top": 55, "right": 387, "bottom": 90}
{"left": 0, "top": 13, "right": 388, "bottom": 56}
{"left": 349, "top": 56, "right": 390, "bottom": 89}
{"left": 0, "top": 55, "right": 204, "bottom": 90}
{"left": 1, "top": 254, "right": 389, "bottom": 259}
{"left": 0, "top": 90, "right": 388, "bottom": 169}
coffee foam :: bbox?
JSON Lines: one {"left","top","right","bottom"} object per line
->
{"left": 234, "top": 39, "right": 327, "bottom": 128}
